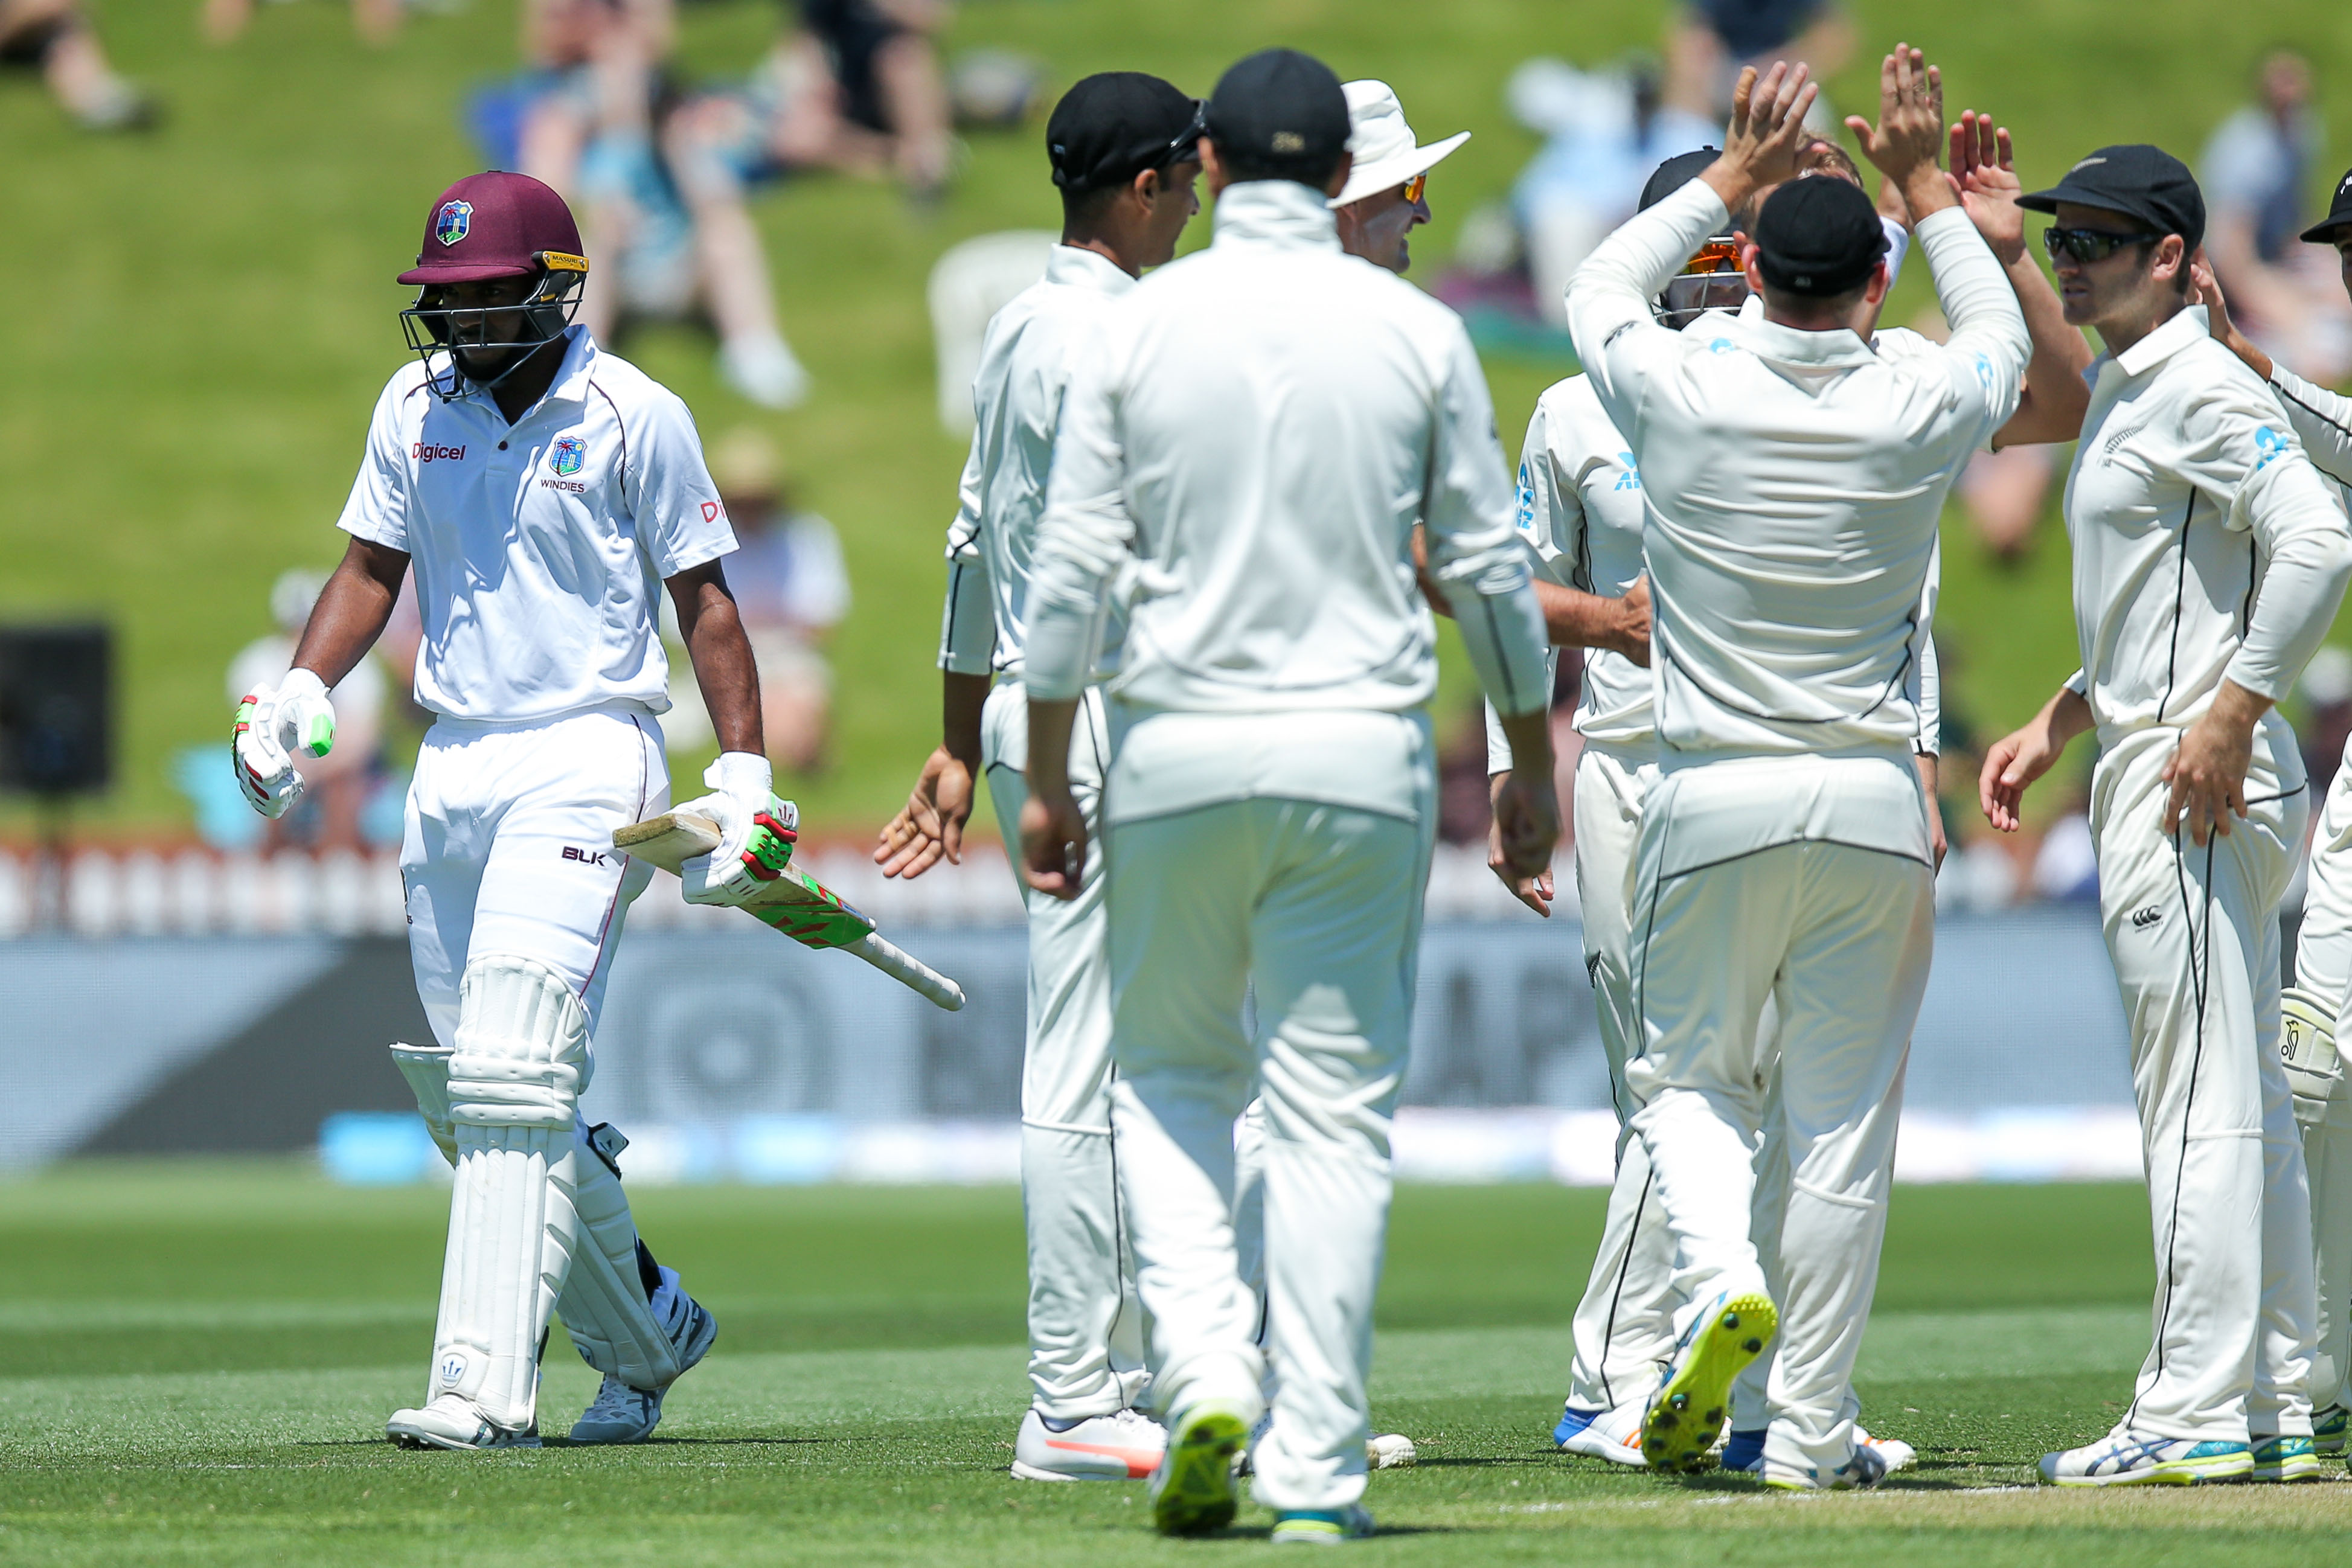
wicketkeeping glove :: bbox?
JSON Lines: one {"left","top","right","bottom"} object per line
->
{"left": 231, "top": 667, "right": 337, "bottom": 820}
{"left": 677, "top": 751, "right": 802, "bottom": 906}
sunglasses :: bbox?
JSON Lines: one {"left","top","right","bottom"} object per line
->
{"left": 1159, "top": 101, "right": 1208, "bottom": 168}
{"left": 1400, "top": 173, "right": 1426, "bottom": 204}
{"left": 2042, "top": 226, "right": 2164, "bottom": 263}
{"left": 1681, "top": 239, "right": 1742, "bottom": 276}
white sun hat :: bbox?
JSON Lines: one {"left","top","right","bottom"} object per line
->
{"left": 1330, "top": 79, "right": 1470, "bottom": 208}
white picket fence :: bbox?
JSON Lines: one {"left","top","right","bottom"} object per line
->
{"left": 0, "top": 840, "right": 1559, "bottom": 939}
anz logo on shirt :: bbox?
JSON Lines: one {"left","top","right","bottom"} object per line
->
{"left": 1612, "top": 452, "right": 1642, "bottom": 491}
{"left": 2254, "top": 426, "right": 2288, "bottom": 474}
{"left": 1515, "top": 462, "right": 1536, "bottom": 534}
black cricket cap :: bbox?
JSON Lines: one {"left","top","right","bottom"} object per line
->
{"left": 1752, "top": 174, "right": 1886, "bottom": 297}
{"left": 1047, "top": 72, "right": 1201, "bottom": 194}
{"left": 2020, "top": 144, "right": 2205, "bottom": 251}
{"left": 2303, "top": 166, "right": 2352, "bottom": 243}
{"left": 1639, "top": 149, "right": 1719, "bottom": 212}
{"left": 1203, "top": 48, "right": 1350, "bottom": 185}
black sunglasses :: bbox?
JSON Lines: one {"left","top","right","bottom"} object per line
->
{"left": 1158, "top": 101, "right": 1208, "bottom": 168}
{"left": 2042, "top": 226, "right": 2164, "bottom": 264}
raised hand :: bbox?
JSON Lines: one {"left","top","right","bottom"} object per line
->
{"left": 2188, "top": 250, "right": 2277, "bottom": 378}
{"left": 1846, "top": 43, "right": 1953, "bottom": 218}
{"left": 1701, "top": 60, "right": 1819, "bottom": 213}
{"left": 1946, "top": 110, "right": 2025, "bottom": 263}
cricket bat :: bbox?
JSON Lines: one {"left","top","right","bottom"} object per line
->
{"left": 613, "top": 810, "right": 967, "bottom": 1012}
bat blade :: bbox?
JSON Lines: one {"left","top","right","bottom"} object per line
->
{"left": 612, "top": 810, "right": 723, "bottom": 874}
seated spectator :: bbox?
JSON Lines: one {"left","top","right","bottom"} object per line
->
{"left": 1505, "top": 55, "right": 1716, "bottom": 325}
{"left": 2203, "top": 50, "right": 2352, "bottom": 384}
{"left": 746, "top": 0, "right": 953, "bottom": 203}
{"left": 226, "top": 569, "right": 388, "bottom": 852}
{"left": 1, "top": 0, "right": 153, "bottom": 129}
{"left": 709, "top": 429, "right": 848, "bottom": 774}
{"left": 1661, "top": 0, "right": 1852, "bottom": 125}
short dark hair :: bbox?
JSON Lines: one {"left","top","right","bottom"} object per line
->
{"left": 1060, "top": 180, "right": 1123, "bottom": 226}
{"left": 1211, "top": 139, "right": 1345, "bottom": 191}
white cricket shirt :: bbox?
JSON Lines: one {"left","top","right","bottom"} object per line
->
{"left": 2062, "top": 306, "right": 2351, "bottom": 766}
{"left": 2265, "top": 362, "right": 2352, "bottom": 488}
{"left": 937, "top": 245, "right": 1135, "bottom": 683}
{"left": 1565, "top": 184, "right": 2025, "bottom": 769}
{"left": 1024, "top": 179, "right": 1549, "bottom": 826}
{"left": 338, "top": 327, "right": 734, "bottom": 723}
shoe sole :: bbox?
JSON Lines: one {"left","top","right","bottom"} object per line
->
{"left": 1154, "top": 1410, "right": 1249, "bottom": 1537}
{"left": 1642, "top": 1294, "right": 1776, "bottom": 1474}
{"left": 1270, "top": 1517, "right": 1370, "bottom": 1544}
{"left": 2252, "top": 1456, "right": 2325, "bottom": 1482}
{"left": 386, "top": 1423, "right": 540, "bottom": 1452}
{"left": 1560, "top": 1429, "right": 1647, "bottom": 1467}
{"left": 2041, "top": 1452, "right": 2254, "bottom": 1486}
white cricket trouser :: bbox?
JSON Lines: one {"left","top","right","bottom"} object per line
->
{"left": 1624, "top": 754, "right": 1933, "bottom": 1479}
{"left": 1563, "top": 743, "right": 1682, "bottom": 1413}
{"left": 983, "top": 680, "right": 1149, "bottom": 1420}
{"left": 400, "top": 704, "right": 665, "bottom": 1425}
{"left": 1108, "top": 792, "right": 1435, "bottom": 1513}
{"left": 2290, "top": 735, "right": 2352, "bottom": 1413}
{"left": 2093, "top": 729, "right": 2316, "bottom": 1442}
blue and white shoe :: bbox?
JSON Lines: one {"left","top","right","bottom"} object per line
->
{"left": 2313, "top": 1406, "right": 2347, "bottom": 1457}
{"left": 1271, "top": 1504, "right": 1374, "bottom": 1544}
{"left": 2039, "top": 1432, "right": 2252, "bottom": 1486}
{"left": 1762, "top": 1439, "right": 1888, "bottom": 1491}
{"left": 1553, "top": 1401, "right": 1645, "bottom": 1465}
{"left": 2251, "top": 1435, "right": 2323, "bottom": 1482}
{"left": 1641, "top": 1291, "right": 1777, "bottom": 1474}
{"left": 1726, "top": 1424, "right": 1915, "bottom": 1477}
{"left": 568, "top": 1266, "right": 718, "bottom": 1444}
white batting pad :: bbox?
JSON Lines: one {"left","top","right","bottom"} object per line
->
{"left": 447, "top": 954, "right": 590, "bottom": 1129}
{"left": 428, "top": 954, "right": 592, "bottom": 1432}
{"left": 558, "top": 1125, "right": 683, "bottom": 1390}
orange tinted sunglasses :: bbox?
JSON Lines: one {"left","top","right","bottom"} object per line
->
{"left": 1402, "top": 173, "right": 1426, "bottom": 204}
{"left": 1681, "top": 239, "right": 1742, "bottom": 275}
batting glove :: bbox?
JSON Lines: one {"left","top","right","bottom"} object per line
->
{"left": 678, "top": 752, "right": 801, "bottom": 906}
{"left": 231, "top": 667, "right": 336, "bottom": 820}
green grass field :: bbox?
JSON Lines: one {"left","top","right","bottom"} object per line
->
{"left": 6, "top": 0, "right": 2352, "bottom": 839}
{"left": 4, "top": 1165, "right": 2347, "bottom": 1564}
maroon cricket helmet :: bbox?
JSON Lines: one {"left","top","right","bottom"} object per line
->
{"left": 397, "top": 170, "right": 586, "bottom": 286}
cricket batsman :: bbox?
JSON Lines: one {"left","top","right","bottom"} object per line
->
{"left": 1565, "top": 48, "right": 2029, "bottom": 1487}
{"left": 1984, "top": 144, "right": 2351, "bottom": 1485}
{"left": 2196, "top": 165, "right": 2352, "bottom": 1461}
{"left": 1019, "top": 49, "right": 1557, "bottom": 1540}
{"left": 874, "top": 71, "right": 1203, "bottom": 1481}
{"left": 232, "top": 170, "right": 795, "bottom": 1449}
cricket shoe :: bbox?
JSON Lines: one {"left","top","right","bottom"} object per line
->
{"left": 1150, "top": 1403, "right": 1251, "bottom": 1536}
{"left": 2314, "top": 1405, "right": 2347, "bottom": 1456}
{"left": 1760, "top": 1441, "right": 1889, "bottom": 1491}
{"left": 2038, "top": 1432, "right": 2252, "bottom": 1486}
{"left": 387, "top": 1394, "right": 540, "bottom": 1451}
{"left": 1011, "top": 1407, "right": 1166, "bottom": 1481}
{"left": 1641, "top": 1291, "right": 1777, "bottom": 1474}
{"left": 1553, "top": 1400, "right": 1646, "bottom": 1466}
{"left": 1271, "top": 1504, "right": 1375, "bottom": 1544}
{"left": 569, "top": 1266, "right": 720, "bottom": 1444}
{"left": 1722, "top": 1425, "right": 1915, "bottom": 1477}
{"left": 2251, "top": 1435, "right": 2324, "bottom": 1482}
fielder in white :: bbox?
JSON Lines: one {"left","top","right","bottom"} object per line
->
{"left": 1017, "top": 48, "right": 1557, "bottom": 1543}
{"left": 1984, "top": 143, "right": 2352, "bottom": 1486}
{"left": 874, "top": 70, "right": 1203, "bottom": 1483}
{"left": 233, "top": 170, "right": 795, "bottom": 1450}
{"left": 1564, "top": 50, "right": 2029, "bottom": 1488}
{"left": 2196, "top": 168, "right": 2352, "bottom": 1458}
{"left": 1512, "top": 115, "right": 2094, "bottom": 1473}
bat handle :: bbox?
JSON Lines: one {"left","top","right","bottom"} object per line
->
{"left": 850, "top": 931, "right": 967, "bottom": 1012}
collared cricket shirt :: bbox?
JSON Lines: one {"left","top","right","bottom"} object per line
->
{"left": 338, "top": 325, "right": 735, "bottom": 723}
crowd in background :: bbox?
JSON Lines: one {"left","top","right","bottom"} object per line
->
{"left": 10, "top": 0, "right": 2352, "bottom": 912}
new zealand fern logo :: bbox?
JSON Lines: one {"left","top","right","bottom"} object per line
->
{"left": 435, "top": 200, "right": 473, "bottom": 247}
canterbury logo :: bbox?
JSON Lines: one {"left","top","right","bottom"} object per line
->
{"left": 2130, "top": 904, "right": 2162, "bottom": 930}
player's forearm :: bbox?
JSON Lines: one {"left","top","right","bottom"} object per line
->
{"left": 2267, "top": 365, "right": 2352, "bottom": 484}
{"left": 1536, "top": 580, "right": 1640, "bottom": 656}
{"left": 1495, "top": 706, "right": 1555, "bottom": 781}
{"left": 1454, "top": 576, "right": 1553, "bottom": 722}
{"left": 1024, "top": 694, "right": 1078, "bottom": 800}
{"left": 2226, "top": 476, "right": 2352, "bottom": 703}
{"left": 1568, "top": 181, "right": 1725, "bottom": 363}
{"left": 2041, "top": 683, "right": 2096, "bottom": 750}
{"left": 1995, "top": 251, "right": 2092, "bottom": 447}
{"left": 941, "top": 670, "right": 989, "bottom": 768}
{"left": 290, "top": 539, "right": 407, "bottom": 689}
{"left": 669, "top": 565, "right": 764, "bottom": 756}
{"left": 1918, "top": 208, "right": 2030, "bottom": 385}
